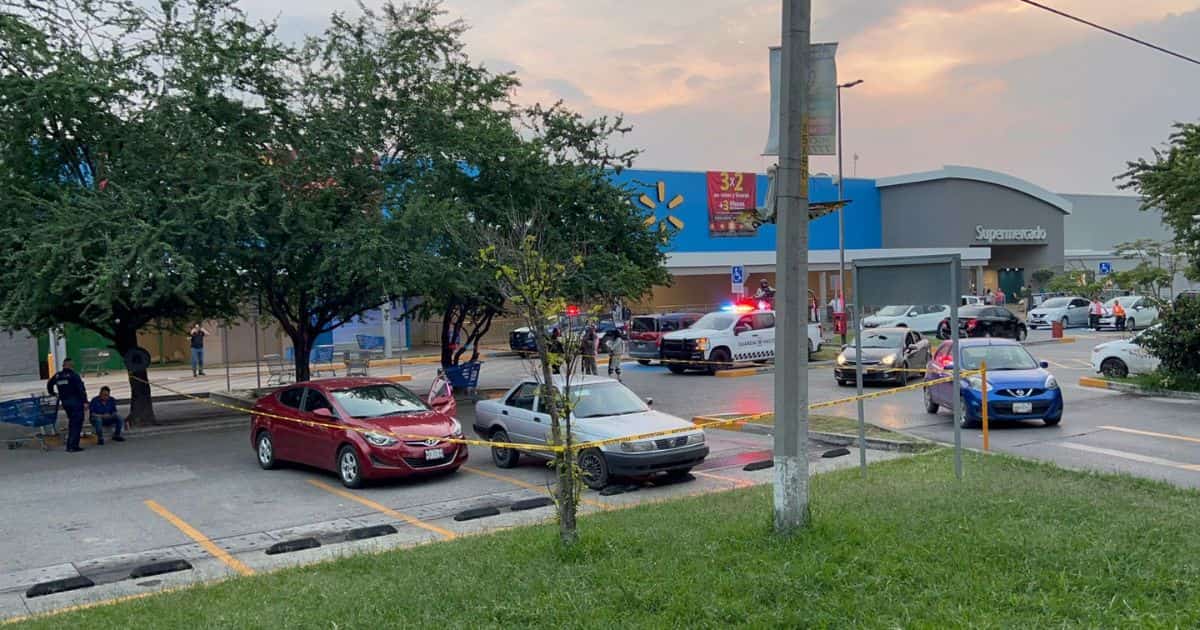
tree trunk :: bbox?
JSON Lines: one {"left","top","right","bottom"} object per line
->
{"left": 291, "top": 331, "right": 314, "bottom": 383}
{"left": 440, "top": 304, "right": 455, "bottom": 368}
{"left": 533, "top": 322, "right": 578, "bottom": 546}
{"left": 114, "top": 326, "right": 156, "bottom": 425}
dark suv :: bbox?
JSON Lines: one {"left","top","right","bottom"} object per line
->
{"left": 509, "top": 315, "right": 622, "bottom": 354}
{"left": 627, "top": 312, "right": 702, "bottom": 365}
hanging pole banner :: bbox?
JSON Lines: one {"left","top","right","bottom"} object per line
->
{"left": 763, "top": 42, "right": 838, "bottom": 156}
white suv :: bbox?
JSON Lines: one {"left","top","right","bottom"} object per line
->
{"left": 660, "top": 309, "right": 820, "bottom": 374}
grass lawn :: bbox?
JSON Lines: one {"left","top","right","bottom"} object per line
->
{"left": 18, "top": 451, "right": 1200, "bottom": 628}
{"left": 1113, "top": 371, "right": 1200, "bottom": 394}
{"left": 744, "top": 413, "right": 922, "bottom": 443}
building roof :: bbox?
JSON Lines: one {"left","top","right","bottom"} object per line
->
{"left": 665, "top": 247, "right": 991, "bottom": 274}
{"left": 876, "top": 165, "right": 1073, "bottom": 215}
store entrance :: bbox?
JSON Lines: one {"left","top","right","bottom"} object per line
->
{"left": 998, "top": 268, "right": 1024, "bottom": 303}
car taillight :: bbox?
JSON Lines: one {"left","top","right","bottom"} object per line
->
{"left": 966, "top": 319, "right": 978, "bottom": 330}
{"left": 937, "top": 355, "right": 953, "bottom": 369}
{"left": 655, "top": 337, "right": 662, "bottom": 347}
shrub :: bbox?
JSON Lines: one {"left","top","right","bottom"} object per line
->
{"left": 1137, "top": 295, "right": 1200, "bottom": 375}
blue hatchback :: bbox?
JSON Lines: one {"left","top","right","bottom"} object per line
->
{"left": 923, "top": 338, "right": 1063, "bottom": 428}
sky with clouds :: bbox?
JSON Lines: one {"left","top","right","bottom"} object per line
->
{"left": 244, "top": 0, "right": 1200, "bottom": 193}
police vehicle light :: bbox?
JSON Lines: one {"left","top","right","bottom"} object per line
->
{"left": 565, "top": 305, "right": 580, "bottom": 317}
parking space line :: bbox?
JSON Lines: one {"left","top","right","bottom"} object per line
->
{"left": 1100, "top": 425, "right": 1200, "bottom": 445}
{"left": 144, "top": 500, "right": 255, "bottom": 576}
{"left": 1068, "top": 359, "right": 1093, "bottom": 368}
{"left": 460, "top": 466, "right": 608, "bottom": 510}
{"left": 692, "top": 470, "right": 753, "bottom": 489}
{"left": 307, "top": 480, "right": 457, "bottom": 540}
{"left": 1058, "top": 443, "right": 1200, "bottom": 472}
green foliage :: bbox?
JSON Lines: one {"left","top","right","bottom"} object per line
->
{"left": 1045, "top": 270, "right": 1101, "bottom": 297}
{"left": 1031, "top": 268, "right": 1055, "bottom": 288}
{"left": 1137, "top": 295, "right": 1200, "bottom": 376}
{"left": 1118, "top": 122, "right": 1200, "bottom": 280}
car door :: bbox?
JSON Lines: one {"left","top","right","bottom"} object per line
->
{"left": 501, "top": 382, "right": 540, "bottom": 444}
{"left": 913, "top": 305, "right": 945, "bottom": 332}
{"left": 298, "top": 388, "right": 340, "bottom": 469}
{"left": 906, "top": 330, "right": 929, "bottom": 366}
{"left": 754, "top": 312, "right": 777, "bottom": 359}
{"left": 271, "top": 387, "right": 308, "bottom": 463}
{"left": 732, "top": 314, "right": 756, "bottom": 360}
{"left": 929, "top": 343, "right": 954, "bottom": 405}
{"left": 1068, "top": 299, "right": 1089, "bottom": 326}
{"left": 991, "top": 307, "right": 1014, "bottom": 337}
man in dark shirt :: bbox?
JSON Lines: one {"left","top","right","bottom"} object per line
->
{"left": 189, "top": 323, "right": 210, "bottom": 377}
{"left": 47, "top": 358, "right": 88, "bottom": 452}
{"left": 88, "top": 386, "right": 124, "bottom": 444}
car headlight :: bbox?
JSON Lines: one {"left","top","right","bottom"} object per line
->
{"left": 620, "top": 440, "right": 656, "bottom": 453}
{"left": 695, "top": 337, "right": 709, "bottom": 352}
{"left": 364, "top": 432, "right": 398, "bottom": 447}
{"left": 449, "top": 418, "right": 463, "bottom": 436}
{"left": 1045, "top": 375, "right": 1059, "bottom": 390}
{"left": 686, "top": 432, "right": 705, "bottom": 445}
{"left": 967, "top": 376, "right": 993, "bottom": 391}
{"left": 881, "top": 355, "right": 895, "bottom": 366}
{"left": 836, "top": 354, "right": 847, "bottom": 366}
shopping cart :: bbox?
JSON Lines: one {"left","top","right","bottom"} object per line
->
{"left": 0, "top": 395, "right": 60, "bottom": 451}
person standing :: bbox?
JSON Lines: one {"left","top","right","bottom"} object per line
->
{"left": 88, "top": 386, "right": 125, "bottom": 444}
{"left": 47, "top": 358, "right": 88, "bottom": 453}
{"left": 189, "top": 323, "right": 210, "bottom": 377}
{"left": 607, "top": 329, "right": 626, "bottom": 381}
{"left": 1088, "top": 297, "right": 1104, "bottom": 330}
{"left": 1112, "top": 299, "right": 1127, "bottom": 331}
{"left": 580, "top": 325, "right": 598, "bottom": 376}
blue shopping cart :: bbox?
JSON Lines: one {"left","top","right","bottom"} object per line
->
{"left": 0, "top": 395, "right": 60, "bottom": 451}
{"left": 441, "top": 361, "right": 482, "bottom": 397}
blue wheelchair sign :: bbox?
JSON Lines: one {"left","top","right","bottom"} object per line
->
{"left": 1098, "top": 262, "right": 1112, "bottom": 275}
{"left": 731, "top": 265, "right": 745, "bottom": 284}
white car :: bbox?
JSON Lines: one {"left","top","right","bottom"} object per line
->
{"left": 1027, "top": 296, "right": 1090, "bottom": 329}
{"left": 1091, "top": 327, "right": 1159, "bottom": 378}
{"left": 659, "top": 308, "right": 820, "bottom": 374}
{"left": 1097, "top": 295, "right": 1158, "bottom": 330}
{"left": 862, "top": 304, "right": 949, "bottom": 332}
{"left": 472, "top": 376, "right": 707, "bottom": 489}
{"left": 961, "top": 295, "right": 983, "bottom": 306}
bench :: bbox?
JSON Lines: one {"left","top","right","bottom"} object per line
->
{"left": 311, "top": 345, "right": 338, "bottom": 377}
{"left": 79, "top": 348, "right": 112, "bottom": 376}
{"left": 263, "top": 354, "right": 295, "bottom": 385}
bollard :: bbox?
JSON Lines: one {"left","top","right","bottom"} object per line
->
{"left": 981, "top": 360, "right": 989, "bottom": 452}
{"left": 1051, "top": 319, "right": 1063, "bottom": 339}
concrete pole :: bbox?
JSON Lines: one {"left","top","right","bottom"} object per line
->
{"left": 382, "top": 300, "right": 393, "bottom": 359}
{"left": 773, "top": 0, "right": 811, "bottom": 534}
{"left": 836, "top": 85, "right": 847, "bottom": 345}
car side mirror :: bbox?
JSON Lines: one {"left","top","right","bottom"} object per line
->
{"left": 313, "top": 407, "right": 334, "bottom": 418}
{"left": 1039, "top": 361, "right": 1049, "bottom": 369}
{"left": 646, "top": 397, "right": 654, "bottom": 407}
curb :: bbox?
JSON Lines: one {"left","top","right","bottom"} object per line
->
{"left": 692, "top": 415, "right": 934, "bottom": 453}
{"left": 1023, "top": 336, "right": 1076, "bottom": 346}
{"left": 1078, "top": 376, "right": 1200, "bottom": 401}
{"left": 715, "top": 365, "right": 773, "bottom": 378}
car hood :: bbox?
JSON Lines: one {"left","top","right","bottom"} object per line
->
{"left": 574, "top": 409, "right": 697, "bottom": 440}
{"left": 354, "top": 411, "right": 456, "bottom": 440}
{"left": 862, "top": 315, "right": 900, "bottom": 326}
{"left": 1029, "top": 307, "right": 1064, "bottom": 317}
{"left": 979, "top": 368, "right": 1051, "bottom": 389}
{"left": 512, "top": 326, "right": 532, "bottom": 334}
{"left": 840, "top": 347, "right": 898, "bottom": 363}
{"left": 663, "top": 328, "right": 722, "bottom": 340}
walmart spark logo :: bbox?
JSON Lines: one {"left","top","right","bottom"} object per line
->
{"left": 638, "top": 181, "right": 685, "bottom": 231}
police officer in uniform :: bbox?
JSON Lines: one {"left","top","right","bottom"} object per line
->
{"left": 47, "top": 358, "right": 88, "bottom": 452}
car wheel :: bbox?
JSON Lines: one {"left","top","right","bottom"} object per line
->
{"left": 923, "top": 387, "right": 940, "bottom": 414}
{"left": 896, "top": 362, "right": 909, "bottom": 385}
{"left": 837, "top": 378, "right": 849, "bottom": 387}
{"left": 637, "top": 359, "right": 651, "bottom": 366}
{"left": 1060, "top": 316, "right": 1069, "bottom": 330}
{"left": 577, "top": 448, "right": 609, "bottom": 490}
{"left": 490, "top": 429, "right": 520, "bottom": 468}
{"left": 1126, "top": 318, "right": 1135, "bottom": 331}
{"left": 668, "top": 365, "right": 687, "bottom": 375}
{"left": 1043, "top": 416, "right": 1062, "bottom": 427}
{"left": 256, "top": 431, "right": 277, "bottom": 470}
{"left": 960, "top": 414, "right": 979, "bottom": 429}
{"left": 664, "top": 468, "right": 692, "bottom": 481}
{"left": 337, "top": 445, "right": 364, "bottom": 489}
{"left": 1100, "top": 358, "right": 1129, "bottom": 379}
{"left": 1015, "top": 326, "right": 1027, "bottom": 342}
{"left": 708, "top": 348, "right": 732, "bottom": 374}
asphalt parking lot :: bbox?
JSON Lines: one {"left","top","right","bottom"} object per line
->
{"left": 1, "top": 325, "right": 1195, "bottom": 620}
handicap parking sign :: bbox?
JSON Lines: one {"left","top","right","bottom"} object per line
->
{"left": 731, "top": 265, "right": 745, "bottom": 284}
{"left": 1098, "top": 262, "right": 1112, "bottom": 275}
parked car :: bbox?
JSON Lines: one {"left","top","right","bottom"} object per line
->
{"left": 251, "top": 377, "right": 464, "bottom": 488}
{"left": 1026, "top": 296, "right": 1089, "bottom": 329}
{"left": 1091, "top": 326, "right": 1160, "bottom": 378}
{"left": 835, "top": 327, "right": 931, "bottom": 386}
{"left": 862, "top": 304, "right": 950, "bottom": 332}
{"left": 473, "top": 376, "right": 708, "bottom": 489}
{"left": 961, "top": 295, "right": 983, "bottom": 306}
{"left": 509, "top": 315, "right": 622, "bottom": 354}
{"left": 936, "top": 305, "right": 1028, "bottom": 341}
{"left": 1097, "top": 295, "right": 1158, "bottom": 330}
{"left": 659, "top": 307, "right": 821, "bottom": 374}
{"left": 923, "top": 338, "right": 1063, "bottom": 428}
{"left": 627, "top": 312, "right": 703, "bottom": 365}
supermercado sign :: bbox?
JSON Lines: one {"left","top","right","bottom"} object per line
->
{"left": 974, "top": 225, "right": 1047, "bottom": 243}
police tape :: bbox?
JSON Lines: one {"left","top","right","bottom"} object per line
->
{"left": 809, "top": 370, "right": 978, "bottom": 411}
{"left": 128, "top": 375, "right": 565, "bottom": 454}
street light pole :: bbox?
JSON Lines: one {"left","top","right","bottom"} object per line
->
{"left": 836, "top": 78, "right": 863, "bottom": 345}
{"left": 773, "top": 0, "right": 811, "bottom": 534}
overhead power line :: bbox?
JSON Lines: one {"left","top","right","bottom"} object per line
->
{"left": 1018, "top": 0, "right": 1200, "bottom": 67}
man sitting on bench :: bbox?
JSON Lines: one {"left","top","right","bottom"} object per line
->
{"left": 88, "top": 386, "right": 125, "bottom": 444}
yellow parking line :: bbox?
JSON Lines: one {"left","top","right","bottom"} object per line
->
{"left": 692, "top": 470, "right": 753, "bottom": 489}
{"left": 307, "top": 479, "right": 457, "bottom": 540}
{"left": 461, "top": 466, "right": 608, "bottom": 510}
{"left": 144, "top": 500, "right": 254, "bottom": 576}
{"left": 1100, "top": 425, "right": 1200, "bottom": 445}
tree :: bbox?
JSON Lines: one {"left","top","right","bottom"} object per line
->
{"left": 1118, "top": 122, "right": 1200, "bottom": 281}
{"left": 1111, "top": 239, "right": 1183, "bottom": 298}
{"left": 237, "top": 1, "right": 516, "bottom": 381}
{"left": 0, "top": 0, "right": 284, "bottom": 422}
{"left": 1031, "top": 268, "right": 1055, "bottom": 290}
{"left": 1137, "top": 296, "right": 1200, "bottom": 378}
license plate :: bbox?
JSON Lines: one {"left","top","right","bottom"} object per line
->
{"left": 1012, "top": 402, "right": 1032, "bottom": 413}
{"left": 424, "top": 448, "right": 444, "bottom": 460}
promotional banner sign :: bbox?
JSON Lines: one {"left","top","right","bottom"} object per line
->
{"left": 707, "top": 171, "right": 758, "bottom": 237}
{"left": 763, "top": 42, "right": 839, "bottom": 156}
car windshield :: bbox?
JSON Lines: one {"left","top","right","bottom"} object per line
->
{"left": 332, "top": 384, "right": 428, "bottom": 419}
{"left": 631, "top": 317, "right": 657, "bottom": 333}
{"left": 692, "top": 312, "right": 736, "bottom": 331}
{"left": 959, "top": 306, "right": 989, "bottom": 318}
{"left": 860, "top": 331, "right": 904, "bottom": 348}
{"left": 874, "top": 305, "right": 911, "bottom": 317}
{"left": 1040, "top": 298, "right": 1071, "bottom": 308}
{"left": 567, "top": 382, "right": 648, "bottom": 419}
{"left": 1105, "top": 297, "right": 1135, "bottom": 308}
{"left": 959, "top": 345, "right": 1037, "bottom": 371}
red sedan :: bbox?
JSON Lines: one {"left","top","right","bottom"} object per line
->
{"left": 250, "top": 376, "right": 465, "bottom": 487}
